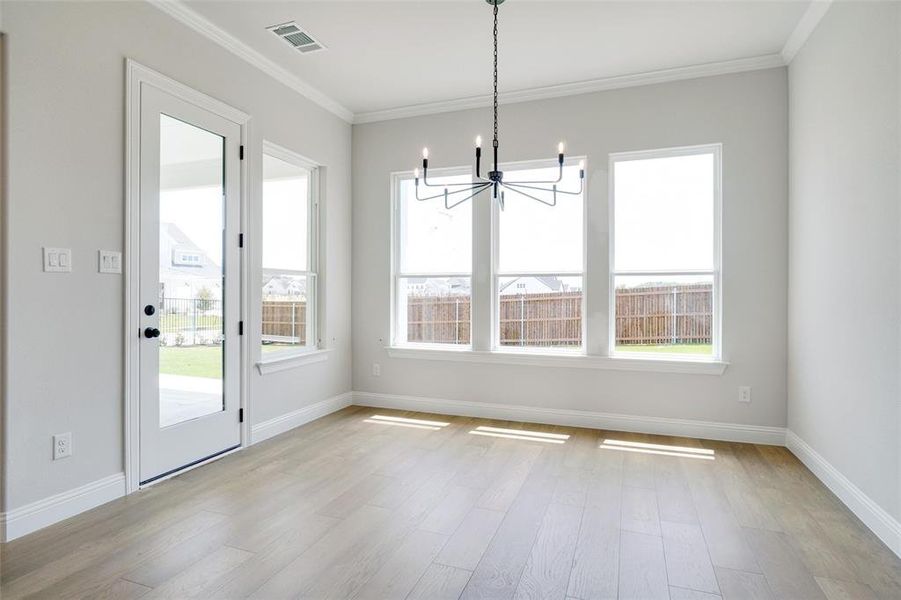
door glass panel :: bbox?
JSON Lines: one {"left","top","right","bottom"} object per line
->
{"left": 158, "top": 114, "right": 225, "bottom": 427}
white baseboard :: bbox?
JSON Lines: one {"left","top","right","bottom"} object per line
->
{"left": 251, "top": 391, "right": 354, "bottom": 444}
{"left": 0, "top": 473, "right": 126, "bottom": 542}
{"left": 352, "top": 391, "right": 786, "bottom": 445}
{"left": 786, "top": 430, "right": 901, "bottom": 559}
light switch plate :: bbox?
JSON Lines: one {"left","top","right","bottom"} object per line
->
{"left": 43, "top": 247, "right": 72, "bottom": 272}
{"left": 99, "top": 250, "right": 122, "bottom": 274}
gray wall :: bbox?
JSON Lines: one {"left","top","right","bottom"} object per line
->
{"left": 353, "top": 68, "right": 789, "bottom": 427}
{"left": 2, "top": 1, "right": 352, "bottom": 510}
{"left": 788, "top": 1, "right": 901, "bottom": 521}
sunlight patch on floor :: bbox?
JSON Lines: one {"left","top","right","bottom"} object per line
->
{"left": 363, "top": 414, "right": 450, "bottom": 431}
{"left": 469, "top": 425, "right": 569, "bottom": 444}
{"left": 600, "top": 438, "right": 715, "bottom": 460}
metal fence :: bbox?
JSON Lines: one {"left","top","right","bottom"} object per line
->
{"left": 159, "top": 297, "right": 222, "bottom": 346}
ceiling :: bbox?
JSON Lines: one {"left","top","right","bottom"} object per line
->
{"left": 181, "top": 0, "right": 813, "bottom": 120}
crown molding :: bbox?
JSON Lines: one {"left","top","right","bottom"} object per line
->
{"left": 353, "top": 53, "right": 785, "bottom": 124}
{"left": 781, "top": 0, "right": 833, "bottom": 64}
{"left": 146, "top": 0, "right": 354, "bottom": 123}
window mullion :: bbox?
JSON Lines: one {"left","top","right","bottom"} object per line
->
{"left": 471, "top": 175, "right": 494, "bottom": 352}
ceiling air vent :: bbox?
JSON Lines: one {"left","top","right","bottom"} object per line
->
{"left": 267, "top": 21, "right": 325, "bottom": 54}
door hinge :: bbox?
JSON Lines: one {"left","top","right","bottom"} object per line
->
{"left": 239, "top": 408, "right": 244, "bottom": 423}
{"left": 239, "top": 145, "right": 244, "bottom": 160}
{"left": 238, "top": 233, "right": 244, "bottom": 248}
{"left": 238, "top": 321, "right": 244, "bottom": 335}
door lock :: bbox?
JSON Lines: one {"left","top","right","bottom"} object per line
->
{"left": 143, "top": 327, "right": 161, "bottom": 339}
{"left": 144, "top": 304, "right": 156, "bottom": 316}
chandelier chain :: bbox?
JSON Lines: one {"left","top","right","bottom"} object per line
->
{"left": 493, "top": 1, "right": 498, "bottom": 146}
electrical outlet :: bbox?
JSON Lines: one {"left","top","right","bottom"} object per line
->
{"left": 372, "top": 363, "right": 381, "bottom": 377}
{"left": 738, "top": 386, "right": 752, "bottom": 403}
{"left": 53, "top": 432, "right": 72, "bottom": 460}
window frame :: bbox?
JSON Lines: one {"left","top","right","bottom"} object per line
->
{"left": 259, "top": 140, "right": 321, "bottom": 363}
{"left": 390, "top": 165, "right": 474, "bottom": 349}
{"left": 608, "top": 143, "right": 723, "bottom": 361}
{"left": 490, "top": 157, "right": 588, "bottom": 354}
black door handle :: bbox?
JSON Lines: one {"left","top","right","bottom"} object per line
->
{"left": 144, "top": 327, "right": 161, "bottom": 339}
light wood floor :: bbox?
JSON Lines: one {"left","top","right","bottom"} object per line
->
{"left": 2, "top": 406, "right": 900, "bottom": 599}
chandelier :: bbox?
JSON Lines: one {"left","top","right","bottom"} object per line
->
{"left": 414, "top": 0, "right": 584, "bottom": 211}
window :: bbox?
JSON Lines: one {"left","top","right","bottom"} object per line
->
{"left": 261, "top": 143, "right": 318, "bottom": 356}
{"left": 393, "top": 168, "right": 472, "bottom": 346}
{"left": 495, "top": 161, "right": 585, "bottom": 350}
{"left": 610, "top": 145, "right": 721, "bottom": 358}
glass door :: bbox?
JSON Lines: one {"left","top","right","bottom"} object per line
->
{"left": 138, "top": 84, "right": 242, "bottom": 484}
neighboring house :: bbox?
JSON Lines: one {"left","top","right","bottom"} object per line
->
{"left": 159, "top": 223, "right": 222, "bottom": 305}
{"left": 499, "top": 276, "right": 577, "bottom": 295}
{"left": 262, "top": 272, "right": 307, "bottom": 299}
{"left": 405, "top": 277, "right": 470, "bottom": 297}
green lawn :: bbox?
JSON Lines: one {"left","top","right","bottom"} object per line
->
{"left": 617, "top": 344, "right": 712, "bottom": 355}
{"left": 160, "top": 346, "right": 223, "bottom": 378}
{"left": 160, "top": 344, "right": 303, "bottom": 378}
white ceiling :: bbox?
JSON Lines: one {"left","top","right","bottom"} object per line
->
{"left": 182, "top": 0, "right": 812, "bottom": 119}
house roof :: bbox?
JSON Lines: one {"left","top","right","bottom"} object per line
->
{"left": 498, "top": 276, "right": 563, "bottom": 294}
{"left": 159, "top": 222, "right": 221, "bottom": 280}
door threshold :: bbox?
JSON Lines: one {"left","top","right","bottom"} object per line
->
{"left": 140, "top": 444, "right": 241, "bottom": 488}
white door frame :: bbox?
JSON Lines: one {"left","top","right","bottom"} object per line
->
{"left": 124, "top": 60, "right": 251, "bottom": 494}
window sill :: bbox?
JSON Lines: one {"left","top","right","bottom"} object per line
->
{"left": 384, "top": 346, "right": 727, "bottom": 375}
{"left": 257, "top": 349, "right": 330, "bottom": 375}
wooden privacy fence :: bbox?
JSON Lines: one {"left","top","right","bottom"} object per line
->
{"left": 498, "top": 292, "right": 582, "bottom": 347}
{"left": 406, "top": 296, "right": 472, "bottom": 344}
{"left": 615, "top": 283, "right": 712, "bottom": 345}
{"left": 406, "top": 282, "right": 713, "bottom": 347}
{"left": 261, "top": 301, "right": 306, "bottom": 343}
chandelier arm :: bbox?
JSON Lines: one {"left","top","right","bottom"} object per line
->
{"left": 416, "top": 182, "right": 491, "bottom": 202}
{"left": 445, "top": 183, "right": 493, "bottom": 209}
{"left": 504, "top": 177, "right": 583, "bottom": 196}
{"left": 499, "top": 182, "right": 557, "bottom": 207}
{"left": 505, "top": 163, "right": 565, "bottom": 185}
{"left": 420, "top": 172, "right": 486, "bottom": 188}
